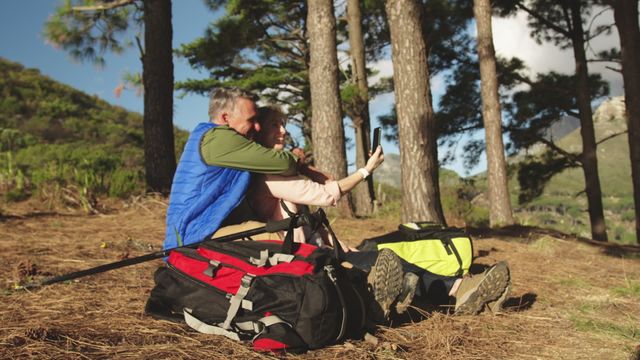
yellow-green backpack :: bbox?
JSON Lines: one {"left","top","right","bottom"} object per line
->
{"left": 359, "top": 222, "right": 473, "bottom": 277}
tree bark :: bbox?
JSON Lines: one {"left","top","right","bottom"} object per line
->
{"left": 385, "top": 0, "right": 446, "bottom": 224}
{"left": 142, "top": 0, "right": 176, "bottom": 195}
{"left": 568, "top": 1, "right": 608, "bottom": 241}
{"left": 473, "top": 0, "right": 515, "bottom": 227}
{"left": 307, "top": 0, "right": 353, "bottom": 216}
{"left": 347, "top": 0, "right": 375, "bottom": 216}
{"left": 611, "top": 0, "right": 640, "bottom": 244}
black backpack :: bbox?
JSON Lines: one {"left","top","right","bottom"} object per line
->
{"left": 145, "top": 229, "right": 366, "bottom": 353}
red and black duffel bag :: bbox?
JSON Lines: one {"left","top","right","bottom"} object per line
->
{"left": 145, "top": 232, "right": 364, "bottom": 353}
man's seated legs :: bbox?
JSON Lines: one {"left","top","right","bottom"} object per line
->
{"left": 212, "top": 221, "right": 284, "bottom": 241}
{"left": 342, "top": 250, "right": 511, "bottom": 322}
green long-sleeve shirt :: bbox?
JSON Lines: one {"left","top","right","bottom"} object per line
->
{"left": 200, "top": 125, "right": 298, "bottom": 176}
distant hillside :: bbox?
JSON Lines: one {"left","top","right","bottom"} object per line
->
{"left": 374, "top": 153, "right": 401, "bottom": 187}
{"left": 374, "top": 97, "right": 635, "bottom": 243}
{"left": 543, "top": 115, "right": 581, "bottom": 141}
{"left": 0, "top": 58, "right": 144, "bottom": 146}
{"left": 514, "top": 97, "right": 635, "bottom": 242}
{"left": 374, "top": 153, "right": 461, "bottom": 190}
{"left": 0, "top": 57, "right": 187, "bottom": 206}
{"left": 473, "top": 97, "right": 633, "bottom": 243}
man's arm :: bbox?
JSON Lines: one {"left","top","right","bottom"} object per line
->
{"left": 200, "top": 126, "right": 298, "bottom": 176}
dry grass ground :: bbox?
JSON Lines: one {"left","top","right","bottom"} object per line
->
{"left": 1, "top": 198, "right": 639, "bottom": 359}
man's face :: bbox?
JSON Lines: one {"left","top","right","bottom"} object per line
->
{"left": 225, "top": 97, "right": 259, "bottom": 138}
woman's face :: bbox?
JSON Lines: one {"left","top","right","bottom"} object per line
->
{"left": 257, "top": 116, "right": 287, "bottom": 150}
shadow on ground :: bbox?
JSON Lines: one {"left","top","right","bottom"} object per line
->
{"left": 467, "top": 224, "right": 640, "bottom": 258}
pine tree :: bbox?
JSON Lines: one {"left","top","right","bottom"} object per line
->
{"left": 177, "top": 1, "right": 314, "bottom": 146}
{"left": 385, "top": 0, "right": 446, "bottom": 224}
{"left": 473, "top": 0, "right": 515, "bottom": 227}
{"left": 307, "top": 0, "right": 353, "bottom": 216}
{"left": 608, "top": 0, "right": 640, "bottom": 243}
{"left": 44, "top": 0, "right": 176, "bottom": 195}
{"left": 345, "top": 0, "right": 376, "bottom": 216}
{"left": 498, "top": 0, "right": 608, "bottom": 241}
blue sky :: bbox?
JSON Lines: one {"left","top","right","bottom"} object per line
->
{"left": 0, "top": 1, "right": 623, "bottom": 177}
{"left": 0, "top": 0, "right": 409, "bottom": 172}
{"left": 0, "top": 1, "right": 213, "bottom": 130}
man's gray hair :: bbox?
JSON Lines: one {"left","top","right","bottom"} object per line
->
{"left": 208, "top": 87, "right": 257, "bottom": 123}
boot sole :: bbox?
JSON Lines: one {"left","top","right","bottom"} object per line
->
{"left": 367, "top": 248, "right": 403, "bottom": 322}
{"left": 396, "top": 272, "right": 419, "bottom": 314}
{"left": 456, "top": 261, "right": 510, "bottom": 315}
{"left": 487, "top": 283, "right": 511, "bottom": 314}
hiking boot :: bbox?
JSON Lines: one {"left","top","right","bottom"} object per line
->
{"left": 395, "top": 272, "right": 419, "bottom": 314}
{"left": 454, "top": 261, "right": 510, "bottom": 315}
{"left": 486, "top": 283, "right": 511, "bottom": 314}
{"left": 367, "top": 248, "right": 404, "bottom": 323}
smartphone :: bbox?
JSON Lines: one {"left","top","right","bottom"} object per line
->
{"left": 372, "top": 127, "right": 381, "bottom": 151}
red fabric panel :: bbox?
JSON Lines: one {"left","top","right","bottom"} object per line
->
{"left": 197, "top": 248, "right": 315, "bottom": 276}
{"left": 253, "top": 338, "right": 289, "bottom": 352}
{"left": 168, "top": 248, "right": 316, "bottom": 295}
{"left": 169, "top": 251, "right": 243, "bottom": 294}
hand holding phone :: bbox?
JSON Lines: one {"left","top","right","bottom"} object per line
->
{"left": 372, "top": 127, "right": 381, "bottom": 152}
{"left": 365, "top": 127, "right": 384, "bottom": 173}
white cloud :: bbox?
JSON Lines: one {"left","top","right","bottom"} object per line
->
{"left": 368, "top": 58, "right": 394, "bottom": 85}
{"left": 491, "top": 10, "right": 623, "bottom": 96}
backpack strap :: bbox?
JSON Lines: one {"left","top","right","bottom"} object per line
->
{"left": 268, "top": 253, "right": 295, "bottom": 265}
{"left": 250, "top": 249, "right": 295, "bottom": 267}
{"left": 249, "top": 250, "right": 270, "bottom": 267}
{"left": 222, "top": 274, "right": 255, "bottom": 329}
{"left": 184, "top": 308, "right": 241, "bottom": 341}
{"left": 324, "top": 265, "right": 348, "bottom": 342}
{"left": 437, "top": 236, "right": 464, "bottom": 277}
{"left": 184, "top": 309, "right": 289, "bottom": 341}
{"left": 202, "top": 260, "right": 221, "bottom": 277}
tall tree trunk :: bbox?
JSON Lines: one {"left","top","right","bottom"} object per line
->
{"left": 385, "top": 0, "right": 446, "bottom": 224}
{"left": 473, "top": 0, "right": 515, "bottom": 227}
{"left": 611, "top": 0, "right": 640, "bottom": 244}
{"left": 568, "top": 1, "right": 608, "bottom": 241}
{"left": 142, "top": 0, "right": 176, "bottom": 195}
{"left": 307, "top": 0, "right": 353, "bottom": 216}
{"left": 347, "top": 0, "right": 375, "bottom": 216}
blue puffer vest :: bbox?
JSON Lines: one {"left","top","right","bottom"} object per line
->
{"left": 163, "top": 122, "right": 251, "bottom": 250}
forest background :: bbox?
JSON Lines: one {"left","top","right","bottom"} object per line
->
{"left": 0, "top": 0, "right": 637, "bottom": 244}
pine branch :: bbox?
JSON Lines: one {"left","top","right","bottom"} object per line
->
{"left": 574, "top": 189, "right": 586, "bottom": 198}
{"left": 560, "top": 2, "right": 574, "bottom": 36}
{"left": 566, "top": 110, "right": 580, "bottom": 118}
{"left": 585, "top": 7, "right": 612, "bottom": 40}
{"left": 587, "top": 58, "right": 621, "bottom": 63}
{"left": 539, "top": 137, "right": 582, "bottom": 166}
{"left": 605, "top": 65, "right": 622, "bottom": 73}
{"left": 586, "top": 23, "right": 615, "bottom": 42}
{"left": 72, "top": 0, "right": 135, "bottom": 12}
{"left": 596, "top": 130, "right": 627, "bottom": 145}
{"left": 515, "top": 1, "right": 571, "bottom": 37}
{"left": 510, "top": 72, "right": 574, "bottom": 101}
{"left": 135, "top": 35, "right": 144, "bottom": 59}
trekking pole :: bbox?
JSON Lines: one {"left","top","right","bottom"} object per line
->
{"left": 19, "top": 211, "right": 324, "bottom": 290}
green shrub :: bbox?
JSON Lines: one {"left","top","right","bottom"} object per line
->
{"left": 109, "top": 169, "right": 143, "bottom": 198}
{"left": 464, "top": 206, "right": 490, "bottom": 228}
{"left": 0, "top": 152, "right": 32, "bottom": 201}
{"left": 622, "top": 210, "right": 635, "bottom": 222}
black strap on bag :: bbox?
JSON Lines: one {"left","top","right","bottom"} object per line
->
{"left": 277, "top": 201, "right": 345, "bottom": 261}
{"left": 441, "top": 238, "right": 465, "bottom": 277}
{"left": 20, "top": 209, "right": 326, "bottom": 290}
{"left": 277, "top": 201, "right": 348, "bottom": 341}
